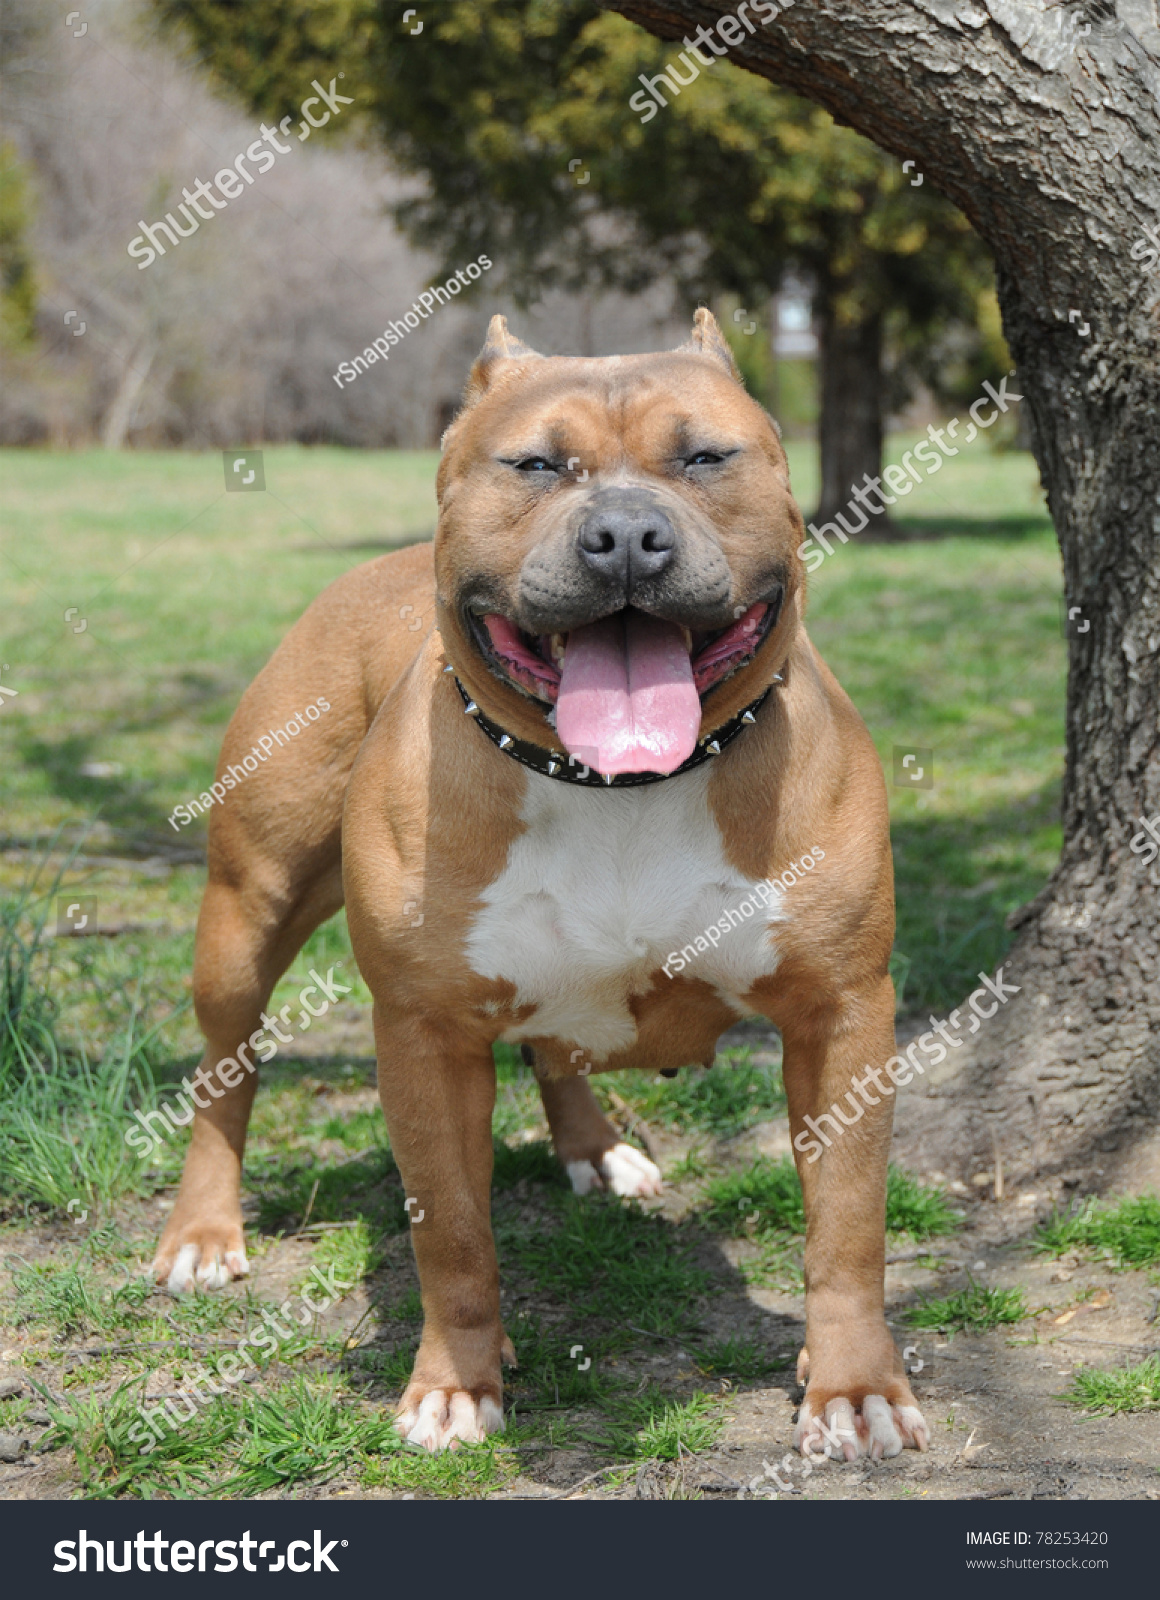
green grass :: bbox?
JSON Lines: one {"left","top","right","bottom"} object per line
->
{"left": 800, "top": 436, "right": 1061, "bottom": 1014}
{"left": 0, "top": 872, "right": 184, "bottom": 1218}
{"left": 883, "top": 1167, "right": 965, "bottom": 1241}
{"left": 624, "top": 1391, "right": 723, "bottom": 1461}
{"left": 492, "top": 1137, "right": 567, "bottom": 1190}
{"left": 251, "top": 1145, "right": 406, "bottom": 1236}
{"left": 1036, "top": 1195, "right": 1160, "bottom": 1270}
{"left": 359, "top": 1433, "right": 521, "bottom": 1497}
{"left": 700, "top": 1157, "right": 806, "bottom": 1238}
{"left": 599, "top": 1049, "right": 786, "bottom": 1138}
{"left": 44, "top": 1374, "right": 409, "bottom": 1500}
{"left": 1065, "top": 1356, "right": 1160, "bottom": 1416}
{"left": 501, "top": 1312, "right": 619, "bottom": 1412}
{"left": 699, "top": 1158, "right": 957, "bottom": 1243}
{"left": 903, "top": 1282, "right": 1031, "bottom": 1333}
{"left": 304, "top": 1218, "right": 382, "bottom": 1290}
{"left": 10, "top": 1253, "right": 153, "bottom": 1340}
{"left": 507, "top": 1192, "right": 708, "bottom": 1337}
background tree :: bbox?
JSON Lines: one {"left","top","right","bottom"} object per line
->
{"left": 0, "top": 143, "right": 37, "bottom": 352}
{"left": 150, "top": 0, "right": 1005, "bottom": 528}
{"left": 0, "top": 0, "right": 504, "bottom": 449}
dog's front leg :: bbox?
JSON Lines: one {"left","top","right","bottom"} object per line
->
{"left": 375, "top": 1009, "right": 506, "bottom": 1452}
{"left": 779, "top": 975, "right": 929, "bottom": 1461}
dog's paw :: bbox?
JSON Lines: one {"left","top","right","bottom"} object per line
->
{"left": 152, "top": 1228, "right": 249, "bottom": 1294}
{"left": 566, "top": 1143, "right": 662, "bottom": 1198}
{"left": 397, "top": 1389, "right": 505, "bottom": 1453}
{"left": 795, "top": 1393, "right": 929, "bottom": 1462}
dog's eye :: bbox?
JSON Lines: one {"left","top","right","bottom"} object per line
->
{"left": 686, "top": 451, "right": 724, "bottom": 468}
{"left": 514, "top": 457, "right": 556, "bottom": 473}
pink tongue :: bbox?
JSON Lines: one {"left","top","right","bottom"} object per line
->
{"left": 556, "top": 612, "right": 702, "bottom": 775}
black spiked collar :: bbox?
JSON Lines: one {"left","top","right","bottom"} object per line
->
{"left": 450, "top": 667, "right": 780, "bottom": 788}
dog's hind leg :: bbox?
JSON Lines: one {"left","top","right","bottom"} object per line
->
{"left": 152, "top": 855, "right": 344, "bottom": 1293}
{"left": 536, "top": 1073, "right": 662, "bottom": 1198}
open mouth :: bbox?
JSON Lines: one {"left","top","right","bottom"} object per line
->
{"left": 467, "top": 601, "right": 775, "bottom": 776}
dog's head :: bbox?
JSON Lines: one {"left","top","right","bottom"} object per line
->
{"left": 434, "top": 309, "right": 805, "bottom": 776}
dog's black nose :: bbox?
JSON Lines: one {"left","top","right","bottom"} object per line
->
{"left": 577, "top": 493, "right": 676, "bottom": 585}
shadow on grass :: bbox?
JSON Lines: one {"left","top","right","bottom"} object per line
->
{"left": 14, "top": 676, "right": 239, "bottom": 845}
{"left": 866, "top": 513, "right": 1053, "bottom": 544}
{"left": 890, "top": 782, "right": 1061, "bottom": 1016}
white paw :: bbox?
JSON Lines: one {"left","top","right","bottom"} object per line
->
{"left": 160, "top": 1241, "right": 249, "bottom": 1294}
{"left": 397, "top": 1390, "right": 504, "bottom": 1452}
{"left": 566, "top": 1160, "right": 603, "bottom": 1196}
{"left": 566, "top": 1143, "right": 663, "bottom": 1198}
{"left": 795, "top": 1394, "right": 929, "bottom": 1462}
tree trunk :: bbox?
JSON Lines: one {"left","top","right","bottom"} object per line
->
{"left": 100, "top": 336, "right": 157, "bottom": 449}
{"left": 814, "top": 289, "right": 901, "bottom": 538}
{"left": 607, "top": 0, "right": 1160, "bottom": 1183}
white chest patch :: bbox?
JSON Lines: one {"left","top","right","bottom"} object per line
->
{"left": 464, "top": 764, "right": 784, "bottom": 1060}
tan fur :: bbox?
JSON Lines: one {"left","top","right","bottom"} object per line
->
{"left": 154, "top": 313, "right": 924, "bottom": 1455}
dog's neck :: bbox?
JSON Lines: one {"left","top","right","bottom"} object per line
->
{"left": 449, "top": 668, "right": 782, "bottom": 788}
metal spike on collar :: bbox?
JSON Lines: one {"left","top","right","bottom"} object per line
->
{"left": 454, "top": 667, "right": 770, "bottom": 786}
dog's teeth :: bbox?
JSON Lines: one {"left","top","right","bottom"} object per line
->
{"left": 681, "top": 628, "right": 693, "bottom": 652}
{"left": 550, "top": 633, "right": 566, "bottom": 664}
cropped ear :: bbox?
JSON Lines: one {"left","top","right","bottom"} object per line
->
{"left": 678, "top": 306, "right": 742, "bottom": 380}
{"left": 463, "top": 314, "right": 543, "bottom": 406}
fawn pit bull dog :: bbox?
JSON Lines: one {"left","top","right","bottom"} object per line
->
{"left": 153, "top": 310, "right": 928, "bottom": 1460}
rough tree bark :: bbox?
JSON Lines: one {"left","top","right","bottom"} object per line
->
{"left": 814, "top": 290, "right": 901, "bottom": 537}
{"left": 606, "top": 0, "right": 1160, "bottom": 1183}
